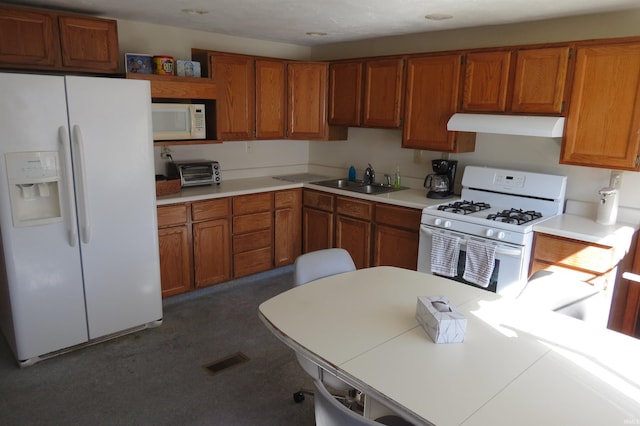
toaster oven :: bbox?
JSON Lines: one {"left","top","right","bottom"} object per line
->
{"left": 168, "top": 160, "right": 221, "bottom": 187}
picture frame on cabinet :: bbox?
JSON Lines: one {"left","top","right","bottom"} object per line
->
{"left": 125, "top": 53, "right": 153, "bottom": 74}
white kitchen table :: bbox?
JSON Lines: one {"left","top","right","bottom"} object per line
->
{"left": 258, "top": 266, "right": 640, "bottom": 426}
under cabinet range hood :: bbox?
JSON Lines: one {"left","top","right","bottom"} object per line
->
{"left": 447, "top": 113, "right": 566, "bottom": 138}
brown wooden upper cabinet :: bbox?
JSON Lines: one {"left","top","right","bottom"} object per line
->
{"left": 561, "top": 41, "right": 640, "bottom": 170}
{"left": 511, "top": 46, "right": 571, "bottom": 114}
{"left": 328, "top": 61, "right": 363, "bottom": 126}
{"left": 287, "top": 62, "right": 347, "bottom": 140}
{"left": 0, "top": 4, "right": 118, "bottom": 73}
{"left": 255, "top": 59, "right": 287, "bottom": 139}
{"left": 328, "top": 57, "right": 404, "bottom": 128}
{"left": 362, "top": 58, "right": 404, "bottom": 128}
{"left": 210, "top": 53, "right": 256, "bottom": 141}
{"left": 462, "top": 50, "right": 512, "bottom": 112}
{"left": 402, "top": 53, "right": 475, "bottom": 153}
{"left": 462, "top": 47, "right": 571, "bottom": 114}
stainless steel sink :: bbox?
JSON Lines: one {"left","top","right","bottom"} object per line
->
{"left": 312, "top": 178, "right": 407, "bottom": 194}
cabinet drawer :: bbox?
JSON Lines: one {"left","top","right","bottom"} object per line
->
{"left": 233, "top": 211, "right": 273, "bottom": 234}
{"left": 192, "top": 198, "right": 231, "bottom": 221}
{"left": 275, "top": 188, "right": 301, "bottom": 209}
{"left": 303, "top": 190, "right": 334, "bottom": 212}
{"left": 234, "top": 247, "right": 272, "bottom": 277}
{"left": 157, "top": 204, "right": 188, "bottom": 227}
{"left": 233, "top": 192, "right": 273, "bottom": 215}
{"left": 533, "top": 233, "right": 615, "bottom": 273}
{"left": 375, "top": 204, "right": 421, "bottom": 230}
{"left": 234, "top": 229, "right": 272, "bottom": 253}
{"left": 336, "top": 196, "right": 373, "bottom": 220}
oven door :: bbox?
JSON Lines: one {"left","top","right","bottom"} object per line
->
{"left": 417, "top": 225, "right": 530, "bottom": 296}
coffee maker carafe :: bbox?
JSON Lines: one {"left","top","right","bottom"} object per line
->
{"left": 424, "top": 159, "right": 457, "bottom": 199}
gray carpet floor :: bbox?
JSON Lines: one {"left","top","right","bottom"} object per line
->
{"left": 0, "top": 266, "right": 316, "bottom": 426}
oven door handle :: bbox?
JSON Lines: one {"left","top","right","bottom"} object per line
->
{"left": 421, "top": 226, "right": 523, "bottom": 258}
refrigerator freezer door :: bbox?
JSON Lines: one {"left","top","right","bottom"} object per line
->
{"left": 64, "top": 76, "right": 162, "bottom": 339}
{"left": 0, "top": 73, "right": 88, "bottom": 361}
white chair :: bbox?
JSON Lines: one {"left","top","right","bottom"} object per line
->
{"left": 292, "top": 248, "right": 356, "bottom": 403}
{"left": 313, "top": 379, "right": 414, "bottom": 426}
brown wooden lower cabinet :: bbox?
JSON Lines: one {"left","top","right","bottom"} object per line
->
{"left": 274, "top": 188, "right": 302, "bottom": 267}
{"left": 302, "top": 189, "right": 421, "bottom": 270}
{"left": 193, "top": 219, "right": 231, "bottom": 287}
{"left": 157, "top": 225, "right": 191, "bottom": 297}
{"left": 373, "top": 203, "right": 421, "bottom": 269}
{"left": 232, "top": 192, "right": 274, "bottom": 278}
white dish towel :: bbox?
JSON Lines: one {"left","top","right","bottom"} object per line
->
{"left": 463, "top": 240, "right": 497, "bottom": 288}
{"left": 430, "top": 233, "right": 460, "bottom": 277}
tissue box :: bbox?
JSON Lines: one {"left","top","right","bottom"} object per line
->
{"left": 176, "top": 60, "right": 201, "bottom": 77}
{"left": 416, "top": 296, "right": 467, "bottom": 344}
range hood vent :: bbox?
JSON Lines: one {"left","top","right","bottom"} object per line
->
{"left": 447, "top": 113, "right": 565, "bottom": 138}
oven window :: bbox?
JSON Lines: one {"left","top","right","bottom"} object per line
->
{"left": 434, "top": 250, "right": 499, "bottom": 292}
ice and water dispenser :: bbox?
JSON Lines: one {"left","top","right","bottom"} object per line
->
{"left": 5, "top": 151, "right": 63, "bottom": 227}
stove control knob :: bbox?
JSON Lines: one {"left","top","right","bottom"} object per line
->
{"left": 444, "top": 221, "right": 452, "bottom": 228}
{"left": 485, "top": 229, "right": 494, "bottom": 237}
{"left": 497, "top": 231, "right": 506, "bottom": 240}
{"left": 434, "top": 218, "right": 442, "bottom": 226}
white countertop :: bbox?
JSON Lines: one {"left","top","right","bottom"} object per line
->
{"left": 534, "top": 213, "right": 638, "bottom": 248}
{"left": 156, "top": 176, "right": 448, "bottom": 210}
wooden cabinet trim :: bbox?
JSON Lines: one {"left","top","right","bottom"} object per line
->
{"left": 233, "top": 192, "right": 274, "bottom": 215}
{"left": 233, "top": 211, "right": 273, "bottom": 234}
{"left": 303, "top": 189, "right": 335, "bottom": 212}
{"left": 157, "top": 204, "right": 188, "bottom": 227}
{"left": 192, "top": 198, "right": 231, "bottom": 221}
{"left": 374, "top": 203, "right": 421, "bottom": 230}
{"left": 336, "top": 196, "right": 373, "bottom": 220}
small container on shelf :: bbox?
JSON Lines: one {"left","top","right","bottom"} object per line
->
{"left": 153, "top": 56, "right": 175, "bottom": 75}
{"left": 125, "top": 53, "right": 153, "bottom": 74}
{"left": 176, "top": 60, "right": 201, "bottom": 77}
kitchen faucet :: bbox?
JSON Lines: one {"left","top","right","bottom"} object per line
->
{"left": 363, "top": 163, "right": 375, "bottom": 185}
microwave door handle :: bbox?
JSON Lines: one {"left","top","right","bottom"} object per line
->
{"left": 58, "top": 126, "right": 78, "bottom": 247}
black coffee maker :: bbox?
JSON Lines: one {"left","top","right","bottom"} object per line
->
{"left": 424, "top": 159, "right": 457, "bottom": 199}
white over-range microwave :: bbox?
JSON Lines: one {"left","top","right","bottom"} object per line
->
{"left": 151, "top": 103, "right": 206, "bottom": 140}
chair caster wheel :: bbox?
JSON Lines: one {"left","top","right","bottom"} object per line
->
{"left": 293, "top": 391, "right": 305, "bottom": 403}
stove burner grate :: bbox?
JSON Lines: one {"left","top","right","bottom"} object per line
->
{"left": 437, "top": 200, "right": 491, "bottom": 215}
{"left": 487, "top": 208, "right": 543, "bottom": 225}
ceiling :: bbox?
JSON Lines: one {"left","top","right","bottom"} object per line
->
{"left": 6, "top": 0, "right": 640, "bottom": 46}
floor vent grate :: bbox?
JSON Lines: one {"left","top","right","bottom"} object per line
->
{"left": 203, "top": 352, "right": 249, "bottom": 375}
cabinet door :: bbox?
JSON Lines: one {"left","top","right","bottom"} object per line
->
{"left": 287, "top": 62, "right": 328, "bottom": 139}
{"left": 373, "top": 225, "right": 419, "bottom": 270}
{"left": 561, "top": 42, "right": 640, "bottom": 170}
{"left": 462, "top": 50, "right": 512, "bottom": 112}
{"left": 362, "top": 58, "right": 404, "bottom": 127}
{"left": 303, "top": 207, "right": 334, "bottom": 253}
{"left": 58, "top": 15, "right": 118, "bottom": 72}
{"left": 328, "top": 61, "right": 363, "bottom": 126}
{"left": 213, "top": 54, "right": 256, "bottom": 140}
{"left": 511, "top": 46, "right": 571, "bottom": 114}
{"left": 274, "top": 189, "right": 302, "bottom": 267}
{"left": 403, "top": 54, "right": 474, "bottom": 152}
{"left": 335, "top": 215, "right": 371, "bottom": 269}
{"left": 193, "top": 219, "right": 231, "bottom": 287}
{"left": 255, "top": 59, "right": 286, "bottom": 139}
{"left": 0, "top": 6, "right": 59, "bottom": 68}
{"left": 158, "top": 226, "right": 192, "bottom": 297}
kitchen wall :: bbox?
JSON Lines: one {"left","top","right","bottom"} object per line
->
{"left": 116, "top": 10, "right": 640, "bottom": 213}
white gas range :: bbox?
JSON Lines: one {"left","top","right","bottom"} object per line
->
{"left": 417, "top": 166, "right": 567, "bottom": 297}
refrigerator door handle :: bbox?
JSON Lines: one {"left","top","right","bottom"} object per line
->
{"left": 72, "top": 125, "right": 91, "bottom": 244}
{"left": 58, "top": 126, "right": 78, "bottom": 247}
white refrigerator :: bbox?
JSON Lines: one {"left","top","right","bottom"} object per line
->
{"left": 0, "top": 73, "right": 162, "bottom": 367}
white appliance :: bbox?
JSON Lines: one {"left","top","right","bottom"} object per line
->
{"left": 0, "top": 73, "right": 162, "bottom": 367}
{"left": 151, "top": 103, "right": 206, "bottom": 140}
{"left": 418, "top": 166, "right": 567, "bottom": 297}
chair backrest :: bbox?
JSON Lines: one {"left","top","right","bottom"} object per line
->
{"left": 294, "top": 248, "right": 356, "bottom": 287}
{"left": 313, "top": 379, "right": 379, "bottom": 426}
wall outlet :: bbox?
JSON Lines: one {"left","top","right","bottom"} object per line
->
{"left": 160, "top": 146, "right": 172, "bottom": 160}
